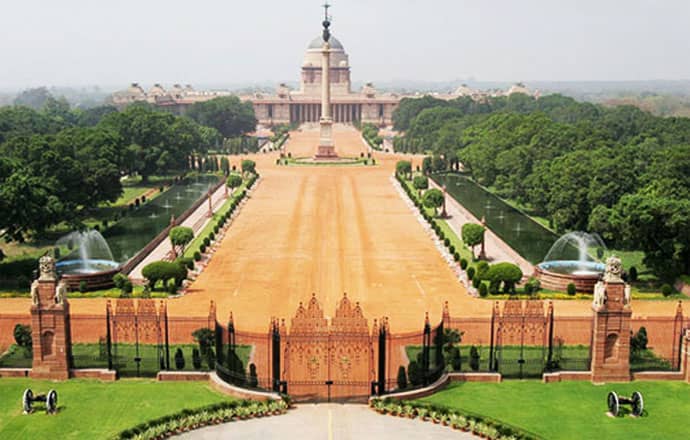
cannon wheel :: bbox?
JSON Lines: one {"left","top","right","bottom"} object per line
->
{"left": 607, "top": 391, "right": 620, "bottom": 416}
{"left": 22, "top": 389, "right": 33, "bottom": 414}
{"left": 46, "top": 390, "right": 58, "bottom": 414}
{"left": 631, "top": 391, "right": 644, "bottom": 417}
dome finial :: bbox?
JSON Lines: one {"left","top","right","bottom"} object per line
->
{"left": 322, "top": 2, "right": 331, "bottom": 43}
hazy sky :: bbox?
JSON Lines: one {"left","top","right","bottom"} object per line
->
{"left": 1, "top": 0, "right": 689, "bottom": 89}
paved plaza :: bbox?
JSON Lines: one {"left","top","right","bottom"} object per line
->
{"left": 177, "top": 404, "right": 476, "bottom": 440}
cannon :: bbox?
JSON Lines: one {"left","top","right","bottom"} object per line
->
{"left": 607, "top": 391, "right": 644, "bottom": 417}
{"left": 22, "top": 389, "right": 58, "bottom": 414}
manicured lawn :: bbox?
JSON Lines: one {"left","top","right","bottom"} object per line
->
{"left": 418, "top": 380, "right": 690, "bottom": 440}
{"left": 0, "top": 378, "right": 231, "bottom": 440}
{"left": 1, "top": 343, "right": 253, "bottom": 376}
{"left": 405, "top": 344, "right": 591, "bottom": 374}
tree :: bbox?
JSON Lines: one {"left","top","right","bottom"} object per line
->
{"left": 461, "top": 223, "right": 485, "bottom": 259}
{"left": 241, "top": 159, "right": 256, "bottom": 175}
{"left": 485, "top": 262, "right": 523, "bottom": 294}
{"left": 174, "top": 348, "right": 186, "bottom": 370}
{"left": 14, "top": 87, "right": 53, "bottom": 109}
{"left": 412, "top": 175, "right": 428, "bottom": 196}
{"left": 141, "top": 261, "right": 188, "bottom": 290}
{"left": 422, "top": 188, "right": 444, "bottom": 216}
{"left": 407, "top": 360, "right": 423, "bottom": 386}
{"left": 469, "top": 346, "right": 480, "bottom": 371}
{"left": 630, "top": 327, "right": 648, "bottom": 357}
{"left": 192, "top": 327, "right": 215, "bottom": 356}
{"left": 169, "top": 226, "right": 194, "bottom": 259}
{"left": 187, "top": 96, "right": 257, "bottom": 138}
{"left": 396, "top": 366, "right": 408, "bottom": 390}
{"left": 13, "top": 324, "right": 32, "bottom": 349}
{"left": 226, "top": 174, "right": 243, "bottom": 195}
{"left": 192, "top": 348, "right": 202, "bottom": 369}
{"left": 395, "top": 160, "right": 412, "bottom": 179}
{"left": 442, "top": 328, "right": 463, "bottom": 359}
{"left": 248, "top": 363, "right": 259, "bottom": 388}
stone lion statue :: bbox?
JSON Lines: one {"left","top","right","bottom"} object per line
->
{"left": 603, "top": 255, "right": 623, "bottom": 283}
{"left": 55, "top": 281, "right": 67, "bottom": 305}
{"left": 38, "top": 255, "right": 57, "bottom": 281}
{"left": 30, "top": 280, "right": 40, "bottom": 306}
{"left": 592, "top": 281, "right": 606, "bottom": 309}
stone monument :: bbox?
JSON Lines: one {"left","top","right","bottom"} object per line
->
{"left": 30, "top": 255, "right": 73, "bottom": 380}
{"left": 314, "top": 2, "right": 338, "bottom": 159}
{"left": 590, "top": 256, "right": 632, "bottom": 383}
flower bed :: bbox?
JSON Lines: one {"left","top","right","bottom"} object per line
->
{"left": 115, "top": 399, "right": 288, "bottom": 439}
{"left": 370, "top": 398, "right": 539, "bottom": 440}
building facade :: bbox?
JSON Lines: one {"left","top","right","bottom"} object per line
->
{"left": 110, "top": 35, "right": 537, "bottom": 127}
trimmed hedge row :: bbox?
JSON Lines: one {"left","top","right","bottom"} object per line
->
{"left": 196, "top": 173, "right": 258, "bottom": 257}
{"left": 370, "top": 398, "right": 538, "bottom": 440}
{"left": 396, "top": 173, "right": 472, "bottom": 280}
{"left": 116, "top": 399, "right": 288, "bottom": 440}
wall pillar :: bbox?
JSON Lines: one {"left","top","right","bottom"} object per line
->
{"left": 591, "top": 257, "right": 632, "bottom": 383}
{"left": 30, "top": 256, "right": 72, "bottom": 380}
{"left": 683, "top": 330, "right": 690, "bottom": 383}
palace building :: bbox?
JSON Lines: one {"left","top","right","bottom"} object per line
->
{"left": 110, "top": 35, "right": 537, "bottom": 127}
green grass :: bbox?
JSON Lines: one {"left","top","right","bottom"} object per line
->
{"left": 1, "top": 343, "right": 252, "bottom": 376}
{"left": 418, "top": 380, "right": 690, "bottom": 440}
{"left": 405, "top": 344, "right": 591, "bottom": 374}
{"left": 282, "top": 156, "right": 375, "bottom": 166}
{"left": 0, "top": 378, "right": 231, "bottom": 440}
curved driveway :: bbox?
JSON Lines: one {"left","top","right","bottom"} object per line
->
{"left": 176, "top": 404, "right": 476, "bottom": 440}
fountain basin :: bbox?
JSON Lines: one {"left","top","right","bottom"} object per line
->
{"left": 56, "top": 259, "right": 121, "bottom": 291}
{"left": 535, "top": 260, "right": 604, "bottom": 293}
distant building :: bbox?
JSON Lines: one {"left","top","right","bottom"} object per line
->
{"left": 110, "top": 36, "right": 538, "bottom": 127}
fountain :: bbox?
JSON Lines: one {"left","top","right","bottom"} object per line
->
{"left": 535, "top": 231, "right": 606, "bottom": 293}
{"left": 54, "top": 230, "right": 121, "bottom": 290}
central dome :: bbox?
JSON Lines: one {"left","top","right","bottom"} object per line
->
{"left": 307, "top": 35, "right": 344, "bottom": 50}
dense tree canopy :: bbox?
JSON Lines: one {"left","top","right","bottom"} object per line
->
{"left": 186, "top": 96, "right": 257, "bottom": 138}
{"left": 0, "top": 98, "right": 230, "bottom": 240}
{"left": 393, "top": 93, "right": 690, "bottom": 279}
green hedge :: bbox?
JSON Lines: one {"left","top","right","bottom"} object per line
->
{"left": 115, "top": 399, "right": 288, "bottom": 439}
{"left": 370, "top": 398, "right": 538, "bottom": 440}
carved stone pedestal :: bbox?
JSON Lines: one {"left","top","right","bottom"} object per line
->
{"left": 591, "top": 257, "right": 632, "bottom": 383}
{"left": 29, "top": 256, "right": 72, "bottom": 380}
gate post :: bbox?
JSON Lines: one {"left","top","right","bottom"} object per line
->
{"left": 546, "top": 302, "right": 554, "bottom": 371}
{"left": 377, "top": 318, "right": 387, "bottom": 395}
{"left": 272, "top": 319, "right": 281, "bottom": 392}
{"left": 591, "top": 257, "right": 632, "bottom": 383}
{"left": 422, "top": 313, "right": 431, "bottom": 385}
{"left": 106, "top": 301, "right": 113, "bottom": 371}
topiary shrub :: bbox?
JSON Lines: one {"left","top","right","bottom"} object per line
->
{"left": 193, "top": 251, "right": 202, "bottom": 261}
{"left": 203, "top": 237, "right": 210, "bottom": 247}
{"left": 450, "top": 347, "right": 461, "bottom": 371}
{"left": 628, "top": 266, "right": 638, "bottom": 282}
{"left": 566, "top": 283, "right": 577, "bottom": 296}
{"left": 174, "top": 348, "right": 185, "bottom": 370}
{"left": 478, "top": 283, "right": 488, "bottom": 297}
{"left": 142, "top": 261, "right": 188, "bottom": 290}
{"left": 396, "top": 365, "right": 408, "bottom": 390}
{"left": 176, "top": 257, "right": 194, "bottom": 270}
{"left": 444, "top": 238, "right": 450, "bottom": 247}
{"left": 469, "top": 346, "right": 480, "bottom": 371}
{"left": 248, "top": 363, "right": 259, "bottom": 388}
{"left": 209, "top": 232, "right": 215, "bottom": 241}
{"left": 467, "top": 267, "right": 476, "bottom": 280}
{"left": 200, "top": 244, "right": 207, "bottom": 253}
{"left": 453, "top": 252, "right": 460, "bottom": 262}
{"left": 448, "top": 245, "right": 455, "bottom": 254}
{"left": 476, "top": 261, "right": 489, "bottom": 279}
{"left": 113, "top": 273, "right": 127, "bottom": 289}
{"left": 460, "top": 259, "right": 468, "bottom": 270}
{"left": 206, "top": 348, "right": 216, "bottom": 369}
{"left": 485, "top": 262, "right": 523, "bottom": 294}
{"left": 79, "top": 280, "right": 88, "bottom": 293}
{"left": 524, "top": 277, "right": 541, "bottom": 295}
{"left": 472, "top": 276, "right": 482, "bottom": 289}
{"left": 13, "top": 324, "right": 32, "bottom": 350}
{"left": 661, "top": 284, "right": 673, "bottom": 297}
{"left": 122, "top": 280, "right": 133, "bottom": 296}
{"left": 192, "top": 348, "right": 202, "bottom": 369}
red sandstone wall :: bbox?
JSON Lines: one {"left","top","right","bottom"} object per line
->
{"left": 0, "top": 314, "right": 30, "bottom": 351}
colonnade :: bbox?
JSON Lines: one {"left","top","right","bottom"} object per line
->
{"left": 289, "top": 103, "right": 362, "bottom": 124}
